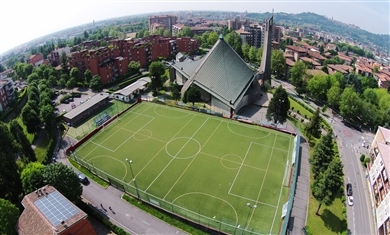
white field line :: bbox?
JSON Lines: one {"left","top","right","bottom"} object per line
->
{"left": 227, "top": 192, "right": 277, "bottom": 208}
{"left": 200, "top": 151, "right": 267, "bottom": 172}
{"left": 162, "top": 120, "right": 223, "bottom": 200}
{"left": 145, "top": 117, "right": 210, "bottom": 191}
{"left": 247, "top": 134, "right": 278, "bottom": 229}
{"left": 251, "top": 141, "right": 289, "bottom": 152}
{"left": 134, "top": 114, "right": 197, "bottom": 179}
{"left": 228, "top": 142, "right": 253, "bottom": 193}
{"left": 121, "top": 128, "right": 167, "bottom": 143}
{"left": 80, "top": 105, "right": 153, "bottom": 159}
{"left": 89, "top": 141, "right": 115, "bottom": 152}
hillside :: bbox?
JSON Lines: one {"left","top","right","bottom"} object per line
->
{"left": 246, "top": 12, "right": 389, "bottom": 54}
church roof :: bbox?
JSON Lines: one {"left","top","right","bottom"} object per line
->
{"left": 190, "top": 37, "right": 255, "bottom": 108}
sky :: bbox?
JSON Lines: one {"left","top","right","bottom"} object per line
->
{"left": 1, "top": 0, "right": 389, "bottom": 54}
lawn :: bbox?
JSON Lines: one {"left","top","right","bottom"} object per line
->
{"left": 72, "top": 102, "right": 294, "bottom": 234}
{"left": 289, "top": 97, "right": 313, "bottom": 119}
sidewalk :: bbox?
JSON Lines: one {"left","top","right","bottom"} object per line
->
{"left": 56, "top": 136, "right": 188, "bottom": 235}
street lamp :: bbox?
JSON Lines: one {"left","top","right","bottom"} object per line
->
{"left": 125, "top": 158, "right": 140, "bottom": 199}
{"left": 242, "top": 203, "right": 257, "bottom": 235}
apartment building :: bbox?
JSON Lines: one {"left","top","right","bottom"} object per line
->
{"left": 149, "top": 15, "right": 177, "bottom": 33}
{"left": 27, "top": 54, "right": 48, "bottom": 67}
{"left": 0, "top": 78, "right": 15, "bottom": 111}
{"left": 367, "top": 126, "right": 390, "bottom": 235}
{"left": 67, "top": 35, "right": 199, "bottom": 84}
{"left": 48, "top": 47, "right": 70, "bottom": 67}
{"left": 285, "top": 45, "right": 308, "bottom": 62}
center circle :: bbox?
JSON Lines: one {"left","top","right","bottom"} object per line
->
{"left": 166, "top": 137, "right": 201, "bottom": 159}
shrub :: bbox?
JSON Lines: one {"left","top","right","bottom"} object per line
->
{"left": 341, "top": 195, "right": 346, "bottom": 203}
{"left": 360, "top": 154, "right": 366, "bottom": 162}
{"left": 291, "top": 106, "right": 295, "bottom": 110}
{"left": 364, "top": 157, "right": 371, "bottom": 167}
{"left": 304, "top": 114, "right": 308, "bottom": 119}
{"left": 297, "top": 110, "right": 300, "bottom": 114}
{"left": 301, "top": 118, "right": 304, "bottom": 122}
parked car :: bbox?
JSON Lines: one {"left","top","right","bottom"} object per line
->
{"left": 346, "top": 183, "right": 353, "bottom": 196}
{"left": 78, "top": 173, "right": 89, "bottom": 185}
{"left": 348, "top": 196, "right": 354, "bottom": 206}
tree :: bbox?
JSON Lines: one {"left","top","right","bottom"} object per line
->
{"left": 271, "top": 49, "right": 286, "bottom": 78}
{"left": 183, "top": 85, "right": 201, "bottom": 105}
{"left": 66, "top": 77, "right": 77, "bottom": 89}
{"left": 40, "top": 104, "right": 54, "bottom": 128}
{"left": 225, "top": 31, "right": 242, "bottom": 56}
{"left": 311, "top": 157, "right": 344, "bottom": 215}
{"left": 9, "top": 120, "right": 36, "bottom": 162}
{"left": 0, "top": 198, "right": 20, "bottom": 235}
{"left": 128, "top": 61, "right": 141, "bottom": 75}
{"left": 309, "top": 131, "right": 335, "bottom": 180}
{"left": 256, "top": 46, "right": 264, "bottom": 64}
{"left": 177, "top": 26, "right": 193, "bottom": 37}
{"left": 266, "top": 85, "right": 290, "bottom": 124}
{"left": 307, "top": 74, "right": 330, "bottom": 101}
{"left": 89, "top": 75, "right": 103, "bottom": 91}
{"left": 42, "top": 163, "right": 82, "bottom": 203}
{"left": 20, "top": 162, "right": 45, "bottom": 194}
{"left": 60, "top": 51, "right": 68, "bottom": 73}
{"left": 305, "top": 107, "right": 322, "bottom": 141}
{"left": 27, "top": 72, "right": 39, "bottom": 84}
{"left": 21, "top": 104, "right": 39, "bottom": 133}
{"left": 363, "top": 88, "right": 378, "bottom": 106}
{"left": 149, "top": 61, "right": 165, "bottom": 93}
{"left": 0, "top": 63, "right": 5, "bottom": 73}
{"left": 361, "top": 76, "right": 378, "bottom": 91}
{"left": 207, "top": 31, "right": 219, "bottom": 46}
{"left": 84, "top": 69, "right": 92, "bottom": 86}
{"left": 242, "top": 43, "right": 250, "bottom": 61}
{"left": 163, "top": 29, "right": 171, "bottom": 37}
{"left": 339, "top": 87, "right": 362, "bottom": 122}
{"left": 289, "top": 61, "right": 307, "bottom": 94}
{"left": 170, "top": 81, "right": 181, "bottom": 101}
{"left": 0, "top": 122, "right": 23, "bottom": 205}
{"left": 69, "top": 67, "right": 79, "bottom": 82}
{"left": 327, "top": 84, "right": 342, "bottom": 109}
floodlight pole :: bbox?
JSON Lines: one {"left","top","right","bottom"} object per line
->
{"left": 126, "top": 158, "right": 140, "bottom": 199}
{"left": 242, "top": 203, "right": 257, "bottom": 235}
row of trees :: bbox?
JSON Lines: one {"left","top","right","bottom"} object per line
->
{"left": 309, "top": 132, "right": 344, "bottom": 214}
{"left": 289, "top": 60, "right": 390, "bottom": 128}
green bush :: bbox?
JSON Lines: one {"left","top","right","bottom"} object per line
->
{"left": 360, "top": 154, "right": 366, "bottom": 162}
{"left": 364, "top": 157, "right": 371, "bottom": 167}
{"left": 341, "top": 195, "right": 346, "bottom": 203}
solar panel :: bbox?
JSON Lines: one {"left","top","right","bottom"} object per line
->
{"left": 34, "top": 191, "right": 80, "bottom": 226}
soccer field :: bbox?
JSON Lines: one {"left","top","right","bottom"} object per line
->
{"left": 73, "top": 102, "right": 294, "bottom": 234}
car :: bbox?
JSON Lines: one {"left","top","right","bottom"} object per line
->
{"left": 78, "top": 173, "right": 89, "bottom": 185}
{"left": 348, "top": 196, "right": 354, "bottom": 206}
{"left": 346, "top": 183, "right": 353, "bottom": 196}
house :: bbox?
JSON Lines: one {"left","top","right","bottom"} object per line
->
{"left": 284, "top": 58, "right": 295, "bottom": 80}
{"left": 285, "top": 45, "right": 307, "bottom": 62}
{"left": 27, "top": 54, "right": 48, "bottom": 67}
{"left": 16, "top": 185, "right": 97, "bottom": 235}
{"left": 374, "top": 72, "right": 390, "bottom": 89}
{"left": 326, "top": 43, "right": 337, "bottom": 51}
{"left": 327, "top": 64, "right": 353, "bottom": 75}
{"left": 300, "top": 57, "right": 321, "bottom": 67}
{"left": 113, "top": 77, "right": 151, "bottom": 102}
{"left": 307, "top": 50, "right": 326, "bottom": 65}
{"left": 48, "top": 47, "right": 70, "bottom": 67}
{"left": 367, "top": 126, "right": 390, "bottom": 235}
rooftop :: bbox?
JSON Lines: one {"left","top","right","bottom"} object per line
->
{"left": 63, "top": 93, "right": 110, "bottom": 120}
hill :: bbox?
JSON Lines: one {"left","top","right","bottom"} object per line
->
{"left": 246, "top": 12, "right": 389, "bottom": 54}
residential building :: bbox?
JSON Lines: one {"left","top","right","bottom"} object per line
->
{"left": 0, "top": 78, "right": 15, "bottom": 111}
{"left": 149, "top": 15, "right": 177, "bottom": 33}
{"left": 272, "top": 25, "right": 282, "bottom": 43}
{"left": 285, "top": 45, "right": 307, "bottom": 62}
{"left": 68, "top": 35, "right": 199, "bottom": 83}
{"left": 235, "top": 28, "right": 252, "bottom": 46}
{"left": 227, "top": 18, "right": 250, "bottom": 30}
{"left": 327, "top": 64, "right": 353, "bottom": 74}
{"left": 27, "top": 54, "right": 47, "bottom": 67}
{"left": 172, "top": 23, "right": 185, "bottom": 36}
{"left": 48, "top": 47, "right": 70, "bottom": 67}
{"left": 367, "top": 126, "right": 390, "bottom": 235}
{"left": 190, "top": 26, "right": 213, "bottom": 35}
{"left": 374, "top": 71, "right": 390, "bottom": 89}
{"left": 16, "top": 185, "right": 97, "bottom": 235}
{"left": 245, "top": 23, "right": 262, "bottom": 48}
{"left": 307, "top": 50, "right": 326, "bottom": 65}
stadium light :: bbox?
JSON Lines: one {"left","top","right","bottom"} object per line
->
{"left": 126, "top": 158, "right": 140, "bottom": 199}
{"left": 242, "top": 203, "right": 257, "bottom": 235}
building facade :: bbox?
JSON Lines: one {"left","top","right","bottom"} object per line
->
{"left": 149, "top": 15, "right": 177, "bottom": 33}
{"left": 367, "top": 126, "right": 390, "bottom": 235}
{"left": 67, "top": 35, "right": 199, "bottom": 84}
{"left": 0, "top": 78, "right": 15, "bottom": 111}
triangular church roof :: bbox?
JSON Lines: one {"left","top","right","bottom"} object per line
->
{"left": 189, "top": 37, "right": 255, "bottom": 108}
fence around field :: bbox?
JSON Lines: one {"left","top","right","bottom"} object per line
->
{"left": 280, "top": 130, "right": 301, "bottom": 235}
{"left": 66, "top": 98, "right": 299, "bottom": 234}
{"left": 70, "top": 152, "right": 272, "bottom": 235}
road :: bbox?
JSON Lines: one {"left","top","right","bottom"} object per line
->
{"left": 272, "top": 78, "right": 376, "bottom": 235}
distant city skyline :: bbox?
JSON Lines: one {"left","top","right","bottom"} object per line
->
{"left": 1, "top": 0, "right": 389, "bottom": 55}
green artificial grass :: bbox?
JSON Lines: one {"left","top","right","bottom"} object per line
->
{"left": 72, "top": 102, "right": 294, "bottom": 234}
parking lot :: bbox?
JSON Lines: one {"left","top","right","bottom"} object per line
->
{"left": 54, "top": 88, "right": 98, "bottom": 115}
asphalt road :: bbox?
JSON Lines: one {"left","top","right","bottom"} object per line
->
{"left": 272, "top": 78, "right": 376, "bottom": 235}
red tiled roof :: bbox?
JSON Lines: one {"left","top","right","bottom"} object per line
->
{"left": 286, "top": 58, "right": 295, "bottom": 67}
{"left": 235, "top": 28, "right": 251, "bottom": 35}
{"left": 286, "top": 45, "right": 307, "bottom": 53}
{"left": 307, "top": 50, "right": 326, "bottom": 60}
{"left": 300, "top": 57, "right": 321, "bottom": 66}
{"left": 17, "top": 185, "right": 97, "bottom": 235}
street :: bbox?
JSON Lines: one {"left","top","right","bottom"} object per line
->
{"left": 272, "top": 78, "right": 376, "bottom": 235}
